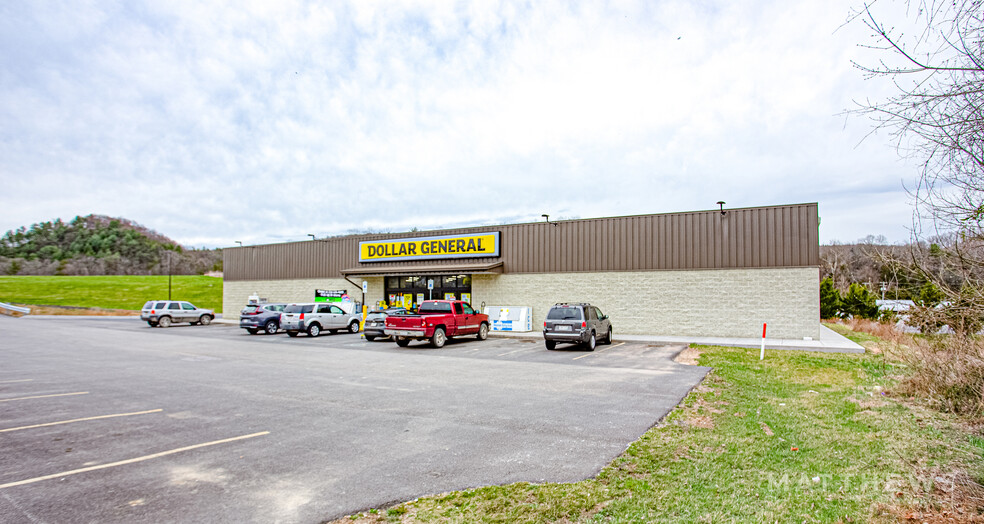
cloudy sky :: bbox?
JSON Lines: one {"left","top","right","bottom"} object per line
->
{"left": 1, "top": 0, "right": 920, "bottom": 247}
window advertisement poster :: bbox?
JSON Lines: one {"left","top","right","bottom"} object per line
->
{"left": 403, "top": 294, "right": 414, "bottom": 309}
{"left": 315, "top": 290, "right": 347, "bottom": 303}
{"left": 416, "top": 293, "right": 424, "bottom": 305}
{"left": 444, "top": 292, "right": 456, "bottom": 300}
{"left": 461, "top": 292, "right": 471, "bottom": 305}
{"left": 389, "top": 294, "right": 397, "bottom": 305}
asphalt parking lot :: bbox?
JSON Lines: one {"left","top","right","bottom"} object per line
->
{"left": 0, "top": 315, "right": 709, "bottom": 523}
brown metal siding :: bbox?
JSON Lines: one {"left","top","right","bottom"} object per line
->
{"left": 224, "top": 203, "right": 820, "bottom": 281}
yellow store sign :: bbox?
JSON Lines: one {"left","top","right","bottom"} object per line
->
{"left": 359, "top": 232, "right": 500, "bottom": 262}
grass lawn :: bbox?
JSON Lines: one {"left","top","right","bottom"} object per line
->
{"left": 342, "top": 324, "right": 983, "bottom": 522}
{"left": 0, "top": 275, "right": 223, "bottom": 313}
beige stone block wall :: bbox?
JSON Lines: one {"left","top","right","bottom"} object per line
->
{"left": 472, "top": 267, "right": 819, "bottom": 339}
{"left": 223, "top": 277, "right": 385, "bottom": 314}
{"left": 225, "top": 267, "right": 819, "bottom": 339}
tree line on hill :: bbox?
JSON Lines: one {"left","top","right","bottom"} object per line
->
{"left": 0, "top": 215, "right": 222, "bottom": 276}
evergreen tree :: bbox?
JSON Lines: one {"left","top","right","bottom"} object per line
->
{"left": 819, "top": 277, "right": 841, "bottom": 319}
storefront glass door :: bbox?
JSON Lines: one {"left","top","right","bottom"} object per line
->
{"left": 384, "top": 274, "right": 472, "bottom": 310}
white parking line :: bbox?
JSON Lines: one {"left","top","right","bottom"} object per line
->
{"left": 0, "top": 392, "right": 89, "bottom": 403}
{"left": 0, "top": 431, "right": 270, "bottom": 490}
{"left": 496, "top": 345, "right": 541, "bottom": 357}
{"left": 0, "top": 409, "right": 163, "bottom": 433}
{"left": 0, "top": 379, "right": 34, "bottom": 384}
{"left": 572, "top": 342, "right": 625, "bottom": 360}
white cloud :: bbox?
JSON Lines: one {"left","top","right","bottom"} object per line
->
{"left": 0, "top": 0, "right": 922, "bottom": 246}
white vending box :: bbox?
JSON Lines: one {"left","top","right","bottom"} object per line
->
{"left": 482, "top": 306, "right": 533, "bottom": 332}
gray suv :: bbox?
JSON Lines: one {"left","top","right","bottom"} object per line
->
{"left": 239, "top": 303, "right": 287, "bottom": 335}
{"left": 281, "top": 303, "right": 361, "bottom": 337}
{"left": 141, "top": 300, "right": 214, "bottom": 328}
{"left": 542, "top": 303, "right": 612, "bottom": 351}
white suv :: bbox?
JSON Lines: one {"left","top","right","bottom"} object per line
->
{"left": 141, "top": 300, "right": 214, "bottom": 328}
{"left": 281, "top": 303, "right": 361, "bottom": 337}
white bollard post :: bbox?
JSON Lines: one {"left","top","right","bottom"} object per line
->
{"left": 760, "top": 322, "right": 767, "bottom": 360}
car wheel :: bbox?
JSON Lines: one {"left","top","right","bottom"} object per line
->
{"left": 602, "top": 326, "right": 613, "bottom": 345}
{"left": 477, "top": 322, "right": 489, "bottom": 340}
{"left": 308, "top": 323, "right": 321, "bottom": 337}
{"left": 395, "top": 337, "right": 410, "bottom": 347}
{"left": 199, "top": 314, "right": 213, "bottom": 326}
{"left": 287, "top": 331, "right": 299, "bottom": 337}
{"left": 365, "top": 335, "right": 376, "bottom": 341}
{"left": 264, "top": 320, "right": 278, "bottom": 335}
{"left": 348, "top": 321, "right": 360, "bottom": 334}
{"left": 247, "top": 328, "right": 259, "bottom": 335}
{"left": 585, "top": 331, "right": 596, "bottom": 351}
{"left": 431, "top": 327, "right": 447, "bottom": 348}
{"left": 147, "top": 321, "right": 158, "bottom": 327}
{"left": 545, "top": 340, "right": 556, "bottom": 350}
{"left": 158, "top": 316, "right": 172, "bottom": 328}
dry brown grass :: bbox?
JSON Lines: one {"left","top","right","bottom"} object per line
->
{"left": 898, "top": 335, "right": 984, "bottom": 417}
{"left": 843, "top": 317, "right": 909, "bottom": 345}
{"left": 839, "top": 318, "right": 983, "bottom": 417}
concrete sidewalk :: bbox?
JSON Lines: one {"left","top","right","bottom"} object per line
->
{"left": 491, "top": 324, "right": 864, "bottom": 354}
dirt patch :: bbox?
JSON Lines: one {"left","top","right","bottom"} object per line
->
{"left": 11, "top": 304, "right": 140, "bottom": 316}
{"left": 674, "top": 346, "right": 702, "bottom": 366}
{"left": 847, "top": 396, "right": 889, "bottom": 410}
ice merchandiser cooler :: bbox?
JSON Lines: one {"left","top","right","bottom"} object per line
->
{"left": 482, "top": 306, "right": 533, "bottom": 332}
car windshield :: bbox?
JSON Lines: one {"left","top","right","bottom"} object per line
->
{"left": 418, "top": 301, "right": 452, "bottom": 314}
{"left": 143, "top": 301, "right": 153, "bottom": 309}
{"left": 366, "top": 312, "right": 386, "bottom": 321}
{"left": 547, "top": 307, "right": 582, "bottom": 320}
{"left": 285, "top": 304, "right": 314, "bottom": 314}
{"left": 243, "top": 305, "right": 260, "bottom": 313}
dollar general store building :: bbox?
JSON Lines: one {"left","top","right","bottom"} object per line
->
{"left": 223, "top": 203, "right": 821, "bottom": 339}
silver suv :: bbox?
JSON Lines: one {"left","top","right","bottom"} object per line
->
{"left": 281, "top": 303, "right": 361, "bottom": 337}
{"left": 542, "top": 303, "right": 613, "bottom": 351}
{"left": 141, "top": 300, "right": 214, "bottom": 328}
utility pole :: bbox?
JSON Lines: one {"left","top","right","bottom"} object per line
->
{"left": 167, "top": 251, "right": 172, "bottom": 300}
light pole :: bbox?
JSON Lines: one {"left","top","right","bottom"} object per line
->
{"left": 167, "top": 250, "right": 172, "bottom": 300}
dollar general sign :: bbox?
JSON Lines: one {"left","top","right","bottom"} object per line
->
{"left": 359, "top": 232, "right": 500, "bottom": 262}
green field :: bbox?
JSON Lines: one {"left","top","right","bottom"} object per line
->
{"left": 0, "top": 275, "right": 223, "bottom": 313}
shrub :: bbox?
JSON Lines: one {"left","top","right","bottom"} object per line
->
{"left": 917, "top": 281, "right": 944, "bottom": 307}
{"left": 844, "top": 319, "right": 983, "bottom": 416}
{"left": 841, "top": 282, "right": 879, "bottom": 319}
{"left": 897, "top": 335, "right": 984, "bottom": 416}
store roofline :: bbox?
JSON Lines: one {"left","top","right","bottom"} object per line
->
{"left": 227, "top": 203, "right": 819, "bottom": 250}
{"left": 340, "top": 261, "right": 504, "bottom": 277}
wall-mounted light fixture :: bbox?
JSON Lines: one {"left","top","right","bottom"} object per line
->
{"left": 235, "top": 241, "right": 243, "bottom": 247}
{"left": 542, "top": 214, "right": 558, "bottom": 226}
{"left": 307, "top": 234, "right": 316, "bottom": 240}
{"left": 717, "top": 201, "right": 727, "bottom": 216}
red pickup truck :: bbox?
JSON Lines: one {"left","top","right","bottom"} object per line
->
{"left": 384, "top": 300, "right": 490, "bottom": 348}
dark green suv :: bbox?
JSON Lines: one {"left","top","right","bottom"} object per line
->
{"left": 542, "top": 303, "right": 613, "bottom": 351}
